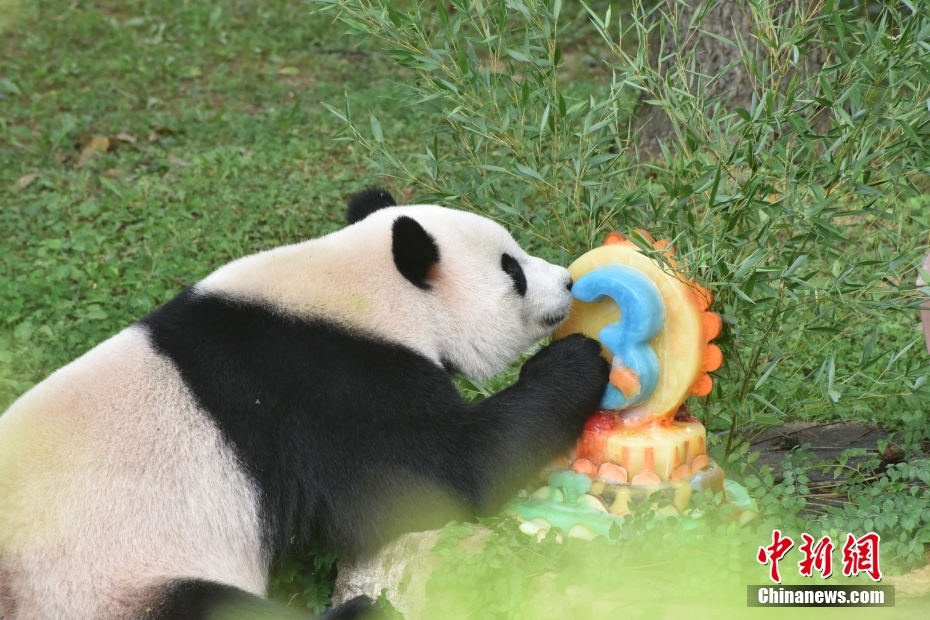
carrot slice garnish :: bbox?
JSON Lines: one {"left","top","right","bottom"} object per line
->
{"left": 597, "top": 462, "right": 629, "bottom": 484}
{"left": 571, "top": 458, "right": 597, "bottom": 477}
{"left": 703, "top": 344, "right": 723, "bottom": 372}
{"left": 609, "top": 366, "right": 641, "bottom": 399}
{"left": 692, "top": 374, "right": 713, "bottom": 397}
{"left": 703, "top": 311, "right": 722, "bottom": 340}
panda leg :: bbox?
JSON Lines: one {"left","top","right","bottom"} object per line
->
{"left": 145, "top": 580, "right": 379, "bottom": 620}
{"left": 466, "top": 334, "right": 610, "bottom": 511}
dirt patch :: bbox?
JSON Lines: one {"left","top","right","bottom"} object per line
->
{"left": 744, "top": 421, "right": 902, "bottom": 510}
{"left": 750, "top": 422, "right": 889, "bottom": 471}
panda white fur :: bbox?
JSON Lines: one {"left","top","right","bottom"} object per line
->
{"left": 0, "top": 189, "right": 609, "bottom": 620}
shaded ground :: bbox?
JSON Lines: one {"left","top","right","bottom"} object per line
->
{"left": 746, "top": 422, "right": 902, "bottom": 509}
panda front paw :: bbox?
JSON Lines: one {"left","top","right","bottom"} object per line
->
{"left": 519, "top": 334, "right": 609, "bottom": 411}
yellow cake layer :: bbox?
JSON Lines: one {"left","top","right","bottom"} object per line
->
{"left": 575, "top": 420, "right": 707, "bottom": 482}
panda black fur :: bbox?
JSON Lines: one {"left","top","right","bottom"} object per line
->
{"left": 0, "top": 190, "right": 609, "bottom": 620}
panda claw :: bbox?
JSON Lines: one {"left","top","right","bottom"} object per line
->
{"left": 519, "top": 334, "right": 609, "bottom": 410}
{"left": 521, "top": 334, "right": 606, "bottom": 380}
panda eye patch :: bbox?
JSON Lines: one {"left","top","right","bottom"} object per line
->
{"left": 501, "top": 253, "right": 527, "bottom": 297}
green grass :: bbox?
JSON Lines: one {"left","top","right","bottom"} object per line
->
{"left": 0, "top": 0, "right": 423, "bottom": 407}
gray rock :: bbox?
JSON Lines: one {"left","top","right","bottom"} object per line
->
{"left": 332, "top": 529, "right": 486, "bottom": 619}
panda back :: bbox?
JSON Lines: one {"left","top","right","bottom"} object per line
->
{"left": 139, "top": 287, "right": 473, "bottom": 556}
{"left": 0, "top": 326, "right": 267, "bottom": 617}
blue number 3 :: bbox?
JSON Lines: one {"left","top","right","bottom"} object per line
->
{"left": 572, "top": 265, "right": 665, "bottom": 410}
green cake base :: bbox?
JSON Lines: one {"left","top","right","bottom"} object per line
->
{"left": 505, "top": 467, "right": 757, "bottom": 541}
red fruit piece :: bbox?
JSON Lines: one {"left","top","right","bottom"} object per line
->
{"left": 584, "top": 411, "right": 617, "bottom": 434}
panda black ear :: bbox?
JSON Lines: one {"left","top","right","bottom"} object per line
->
{"left": 346, "top": 187, "right": 397, "bottom": 224}
{"left": 392, "top": 216, "right": 439, "bottom": 290}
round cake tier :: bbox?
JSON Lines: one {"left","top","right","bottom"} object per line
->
{"left": 571, "top": 410, "right": 707, "bottom": 484}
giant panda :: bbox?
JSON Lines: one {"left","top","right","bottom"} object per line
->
{"left": 0, "top": 189, "right": 610, "bottom": 620}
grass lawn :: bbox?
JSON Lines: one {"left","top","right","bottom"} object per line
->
{"left": 0, "top": 0, "right": 422, "bottom": 407}
{"left": 3, "top": 0, "right": 930, "bottom": 617}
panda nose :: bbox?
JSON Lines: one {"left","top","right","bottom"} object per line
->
{"left": 565, "top": 278, "right": 573, "bottom": 292}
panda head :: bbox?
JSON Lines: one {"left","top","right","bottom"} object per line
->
{"left": 346, "top": 188, "right": 573, "bottom": 380}
{"left": 199, "top": 189, "right": 574, "bottom": 381}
